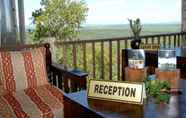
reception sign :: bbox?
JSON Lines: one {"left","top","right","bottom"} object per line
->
{"left": 88, "top": 80, "right": 145, "bottom": 105}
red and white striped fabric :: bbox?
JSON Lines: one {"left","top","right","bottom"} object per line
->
{"left": 0, "top": 47, "right": 49, "bottom": 92}
{"left": 0, "top": 84, "right": 64, "bottom": 118}
{"left": 0, "top": 47, "right": 65, "bottom": 118}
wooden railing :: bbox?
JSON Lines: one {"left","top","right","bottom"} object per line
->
{"left": 54, "top": 32, "right": 186, "bottom": 81}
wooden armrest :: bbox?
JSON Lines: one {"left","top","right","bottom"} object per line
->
{"left": 51, "top": 62, "right": 67, "bottom": 73}
{"left": 49, "top": 62, "right": 88, "bottom": 93}
{"left": 51, "top": 63, "right": 88, "bottom": 78}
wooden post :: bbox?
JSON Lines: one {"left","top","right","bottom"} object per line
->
{"left": 109, "top": 40, "right": 112, "bottom": 80}
{"left": 92, "top": 42, "right": 95, "bottom": 78}
{"left": 101, "top": 41, "right": 104, "bottom": 79}
{"left": 1, "top": 0, "right": 17, "bottom": 46}
{"left": 11, "top": 0, "right": 18, "bottom": 43}
{"left": 182, "top": 0, "right": 186, "bottom": 46}
{"left": 83, "top": 43, "right": 87, "bottom": 71}
{"left": 182, "top": 0, "right": 186, "bottom": 31}
{"left": 117, "top": 40, "right": 120, "bottom": 80}
{"left": 18, "top": 0, "right": 25, "bottom": 44}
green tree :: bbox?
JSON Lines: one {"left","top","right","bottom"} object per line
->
{"left": 32, "top": 0, "right": 88, "bottom": 42}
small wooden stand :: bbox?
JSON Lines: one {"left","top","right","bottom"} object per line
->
{"left": 155, "top": 68, "right": 180, "bottom": 90}
{"left": 125, "top": 67, "right": 147, "bottom": 82}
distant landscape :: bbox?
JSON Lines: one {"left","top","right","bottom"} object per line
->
{"left": 78, "top": 23, "right": 181, "bottom": 40}
{"left": 26, "top": 23, "right": 181, "bottom": 80}
{"left": 26, "top": 23, "right": 181, "bottom": 42}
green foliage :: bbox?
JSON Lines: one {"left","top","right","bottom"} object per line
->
{"left": 128, "top": 18, "right": 142, "bottom": 39}
{"left": 144, "top": 78, "right": 171, "bottom": 103}
{"left": 31, "top": 0, "right": 88, "bottom": 42}
{"left": 56, "top": 43, "right": 118, "bottom": 80}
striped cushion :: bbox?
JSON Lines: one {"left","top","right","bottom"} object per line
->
{"left": 0, "top": 85, "right": 64, "bottom": 118}
{"left": 0, "top": 47, "right": 49, "bottom": 92}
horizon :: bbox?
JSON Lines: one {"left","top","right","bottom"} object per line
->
{"left": 83, "top": 22, "right": 181, "bottom": 26}
{"left": 26, "top": 22, "right": 181, "bottom": 29}
{"left": 24, "top": 0, "right": 181, "bottom": 26}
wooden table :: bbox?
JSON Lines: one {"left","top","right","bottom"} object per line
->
{"left": 63, "top": 79, "right": 186, "bottom": 118}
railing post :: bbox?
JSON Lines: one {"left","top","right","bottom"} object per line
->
{"left": 178, "top": 34, "right": 180, "bottom": 47}
{"left": 92, "top": 42, "right": 96, "bottom": 78}
{"left": 63, "top": 44, "right": 67, "bottom": 69}
{"left": 72, "top": 44, "right": 77, "bottom": 69}
{"left": 169, "top": 36, "right": 171, "bottom": 48}
{"left": 151, "top": 37, "right": 154, "bottom": 44}
{"left": 82, "top": 43, "right": 87, "bottom": 71}
{"left": 145, "top": 37, "right": 148, "bottom": 44}
{"left": 109, "top": 40, "right": 112, "bottom": 80}
{"left": 125, "top": 39, "right": 128, "bottom": 49}
{"left": 157, "top": 36, "right": 160, "bottom": 45}
{"left": 163, "top": 36, "right": 166, "bottom": 48}
{"left": 117, "top": 40, "right": 120, "bottom": 81}
{"left": 174, "top": 35, "right": 177, "bottom": 47}
{"left": 101, "top": 41, "right": 104, "bottom": 79}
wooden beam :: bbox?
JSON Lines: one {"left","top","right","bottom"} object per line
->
{"left": 18, "top": 0, "right": 25, "bottom": 44}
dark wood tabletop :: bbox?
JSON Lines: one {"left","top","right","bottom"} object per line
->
{"left": 64, "top": 79, "right": 186, "bottom": 118}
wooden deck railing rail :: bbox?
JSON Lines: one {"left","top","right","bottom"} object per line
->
{"left": 54, "top": 32, "right": 186, "bottom": 81}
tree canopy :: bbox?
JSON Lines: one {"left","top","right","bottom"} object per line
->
{"left": 32, "top": 0, "right": 88, "bottom": 42}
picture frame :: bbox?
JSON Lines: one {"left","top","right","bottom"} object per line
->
{"left": 128, "top": 49, "right": 145, "bottom": 69}
{"left": 158, "top": 49, "right": 176, "bottom": 71}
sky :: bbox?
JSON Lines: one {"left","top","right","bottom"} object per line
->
{"left": 24, "top": 0, "right": 181, "bottom": 26}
